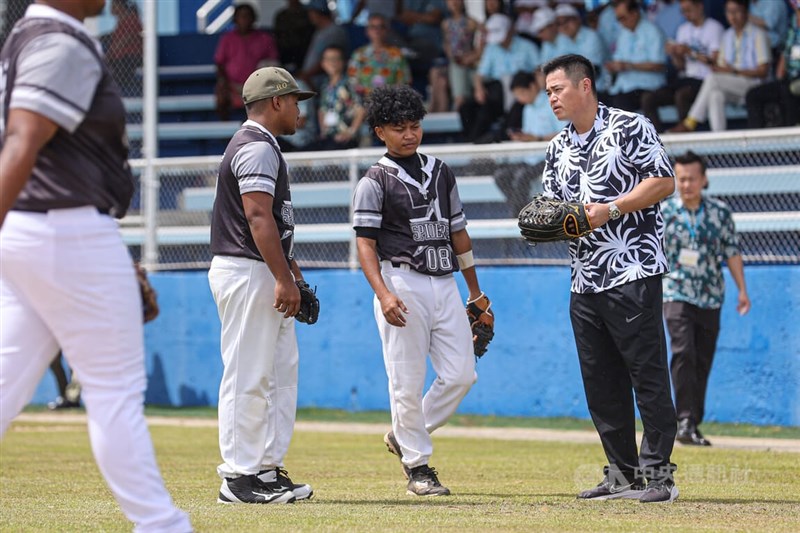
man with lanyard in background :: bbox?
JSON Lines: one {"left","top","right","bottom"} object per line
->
{"left": 661, "top": 151, "right": 750, "bottom": 447}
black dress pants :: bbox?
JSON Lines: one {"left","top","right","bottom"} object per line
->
{"left": 745, "top": 79, "right": 800, "bottom": 128}
{"left": 457, "top": 80, "right": 505, "bottom": 142}
{"left": 663, "top": 301, "right": 721, "bottom": 425}
{"left": 570, "top": 275, "right": 677, "bottom": 481}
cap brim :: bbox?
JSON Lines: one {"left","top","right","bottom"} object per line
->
{"left": 294, "top": 90, "right": 316, "bottom": 101}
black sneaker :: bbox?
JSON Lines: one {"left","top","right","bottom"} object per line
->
{"left": 640, "top": 478, "right": 679, "bottom": 503}
{"left": 384, "top": 431, "right": 412, "bottom": 479}
{"left": 406, "top": 465, "right": 451, "bottom": 496}
{"left": 47, "top": 396, "right": 80, "bottom": 410}
{"left": 577, "top": 471, "right": 645, "bottom": 500}
{"left": 217, "top": 474, "right": 296, "bottom": 504}
{"left": 258, "top": 468, "right": 313, "bottom": 501}
{"left": 677, "top": 418, "right": 711, "bottom": 446}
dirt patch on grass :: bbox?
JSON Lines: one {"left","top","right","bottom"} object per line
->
{"left": 13, "top": 412, "right": 800, "bottom": 453}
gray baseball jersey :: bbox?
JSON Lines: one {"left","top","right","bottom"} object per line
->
{"left": 210, "top": 121, "right": 295, "bottom": 263}
{"left": 0, "top": 14, "right": 133, "bottom": 217}
{"left": 352, "top": 153, "right": 467, "bottom": 276}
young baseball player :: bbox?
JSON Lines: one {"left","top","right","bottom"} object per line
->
{"left": 208, "top": 66, "right": 315, "bottom": 504}
{"left": 352, "top": 84, "right": 492, "bottom": 497}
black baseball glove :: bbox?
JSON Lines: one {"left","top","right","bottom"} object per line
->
{"left": 518, "top": 195, "right": 593, "bottom": 243}
{"left": 466, "top": 293, "right": 494, "bottom": 358}
{"left": 295, "top": 280, "right": 319, "bottom": 325}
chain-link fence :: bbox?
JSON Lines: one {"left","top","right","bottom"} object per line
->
{"left": 125, "top": 128, "right": 800, "bottom": 270}
{"left": 4, "top": 1, "right": 798, "bottom": 269}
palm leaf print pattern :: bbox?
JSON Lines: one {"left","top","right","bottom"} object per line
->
{"left": 542, "top": 104, "right": 674, "bottom": 293}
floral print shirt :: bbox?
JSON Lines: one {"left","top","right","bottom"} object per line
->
{"left": 347, "top": 45, "right": 411, "bottom": 98}
{"left": 542, "top": 104, "right": 675, "bottom": 294}
{"left": 319, "top": 77, "right": 362, "bottom": 138}
{"left": 661, "top": 195, "right": 740, "bottom": 309}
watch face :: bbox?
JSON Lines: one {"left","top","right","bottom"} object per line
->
{"left": 610, "top": 205, "right": 621, "bottom": 219}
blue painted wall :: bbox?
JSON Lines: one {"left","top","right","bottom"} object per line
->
{"left": 30, "top": 265, "right": 799, "bottom": 427}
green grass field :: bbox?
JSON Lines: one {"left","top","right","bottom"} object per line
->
{"left": 2, "top": 410, "right": 799, "bottom": 532}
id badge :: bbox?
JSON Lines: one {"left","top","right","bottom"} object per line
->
{"left": 678, "top": 248, "right": 700, "bottom": 268}
{"left": 790, "top": 44, "right": 800, "bottom": 61}
{"left": 324, "top": 110, "right": 338, "bottom": 127}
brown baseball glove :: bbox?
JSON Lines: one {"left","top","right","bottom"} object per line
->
{"left": 134, "top": 262, "right": 159, "bottom": 323}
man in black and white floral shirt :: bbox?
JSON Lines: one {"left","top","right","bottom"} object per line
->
{"left": 541, "top": 54, "right": 679, "bottom": 503}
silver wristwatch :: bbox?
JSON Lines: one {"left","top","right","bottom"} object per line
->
{"left": 608, "top": 202, "right": 622, "bottom": 220}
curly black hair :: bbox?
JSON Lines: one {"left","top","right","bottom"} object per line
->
{"left": 366, "top": 85, "right": 427, "bottom": 130}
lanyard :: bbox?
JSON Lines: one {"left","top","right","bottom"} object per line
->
{"left": 682, "top": 202, "right": 704, "bottom": 244}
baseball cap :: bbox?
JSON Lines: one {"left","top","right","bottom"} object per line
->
{"left": 306, "top": 0, "right": 331, "bottom": 15}
{"left": 485, "top": 14, "right": 512, "bottom": 45}
{"left": 555, "top": 4, "right": 580, "bottom": 18}
{"left": 242, "top": 67, "right": 316, "bottom": 105}
{"left": 530, "top": 6, "right": 557, "bottom": 34}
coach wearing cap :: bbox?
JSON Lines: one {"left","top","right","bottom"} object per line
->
{"left": 208, "top": 66, "right": 317, "bottom": 504}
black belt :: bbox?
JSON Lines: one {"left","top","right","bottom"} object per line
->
{"left": 15, "top": 207, "right": 110, "bottom": 215}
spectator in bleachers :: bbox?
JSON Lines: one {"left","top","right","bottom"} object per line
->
{"left": 273, "top": 0, "right": 314, "bottom": 73}
{"left": 214, "top": 3, "right": 280, "bottom": 121}
{"left": 646, "top": 0, "right": 685, "bottom": 41}
{"left": 352, "top": 0, "right": 400, "bottom": 21}
{"left": 484, "top": 0, "right": 507, "bottom": 19}
{"left": 395, "top": 0, "right": 448, "bottom": 99}
{"left": 104, "top": 0, "right": 143, "bottom": 97}
{"left": 513, "top": 0, "right": 547, "bottom": 41}
{"left": 311, "top": 46, "right": 366, "bottom": 150}
{"left": 442, "top": 0, "right": 482, "bottom": 110}
{"left": 530, "top": 7, "right": 565, "bottom": 67}
{"left": 298, "top": 0, "right": 350, "bottom": 91}
{"left": 458, "top": 13, "right": 540, "bottom": 142}
{"left": 668, "top": 0, "right": 770, "bottom": 133}
{"left": 745, "top": 0, "right": 800, "bottom": 129}
{"left": 554, "top": 4, "right": 610, "bottom": 93}
{"left": 493, "top": 71, "right": 566, "bottom": 216}
{"left": 749, "top": 0, "right": 789, "bottom": 58}
{"left": 604, "top": 0, "right": 668, "bottom": 113}
{"left": 552, "top": 0, "right": 586, "bottom": 8}
{"left": 587, "top": 1, "right": 621, "bottom": 55}
{"left": 640, "top": 0, "right": 724, "bottom": 131}
{"left": 348, "top": 14, "right": 412, "bottom": 100}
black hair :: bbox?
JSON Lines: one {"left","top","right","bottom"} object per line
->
{"left": 234, "top": 3, "right": 257, "bottom": 20}
{"left": 541, "top": 54, "right": 597, "bottom": 97}
{"left": 366, "top": 85, "right": 427, "bottom": 129}
{"left": 510, "top": 70, "right": 536, "bottom": 90}
{"left": 673, "top": 150, "right": 707, "bottom": 174}
{"left": 485, "top": 0, "right": 507, "bottom": 18}
{"left": 612, "top": 0, "right": 641, "bottom": 11}
{"left": 321, "top": 44, "right": 346, "bottom": 58}
{"left": 726, "top": 0, "right": 750, "bottom": 12}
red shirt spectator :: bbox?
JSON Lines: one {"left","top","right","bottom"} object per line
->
{"left": 214, "top": 4, "right": 280, "bottom": 119}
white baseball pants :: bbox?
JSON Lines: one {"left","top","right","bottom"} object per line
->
{"left": 0, "top": 207, "right": 191, "bottom": 533}
{"left": 208, "top": 255, "right": 298, "bottom": 479}
{"left": 376, "top": 262, "right": 477, "bottom": 469}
